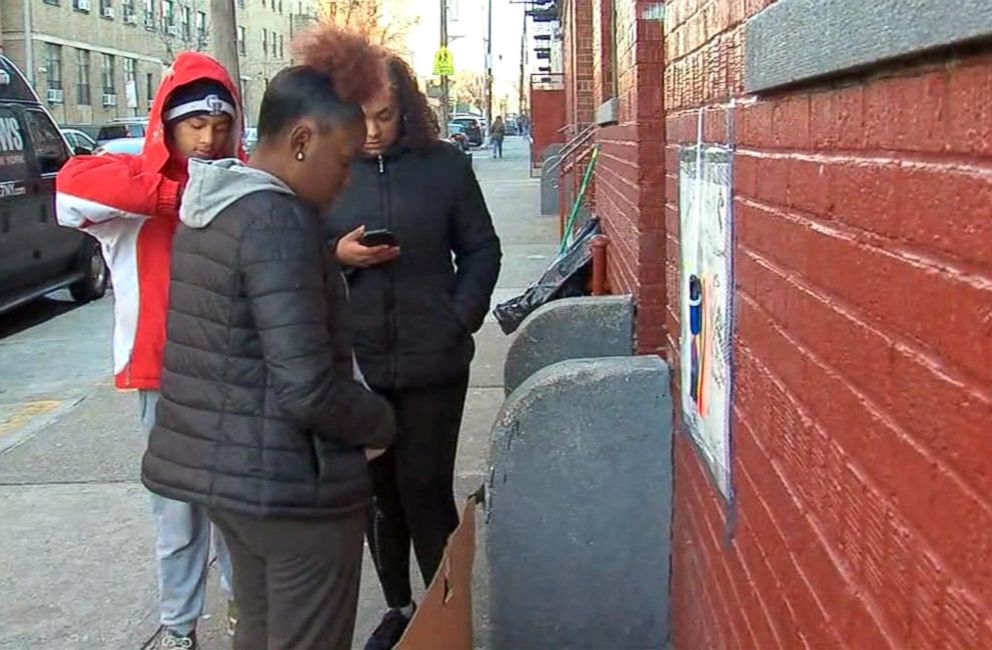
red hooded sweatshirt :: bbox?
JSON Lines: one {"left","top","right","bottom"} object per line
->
{"left": 56, "top": 52, "right": 244, "bottom": 390}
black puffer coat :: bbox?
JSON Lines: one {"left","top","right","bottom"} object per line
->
{"left": 324, "top": 142, "right": 501, "bottom": 390}
{"left": 142, "top": 160, "right": 394, "bottom": 519}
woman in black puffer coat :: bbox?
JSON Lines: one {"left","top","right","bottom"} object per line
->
{"left": 324, "top": 56, "right": 502, "bottom": 650}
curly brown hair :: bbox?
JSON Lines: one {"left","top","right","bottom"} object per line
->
{"left": 292, "top": 22, "right": 386, "bottom": 107}
{"left": 387, "top": 56, "right": 440, "bottom": 152}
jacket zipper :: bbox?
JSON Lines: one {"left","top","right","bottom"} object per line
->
{"left": 378, "top": 155, "right": 398, "bottom": 385}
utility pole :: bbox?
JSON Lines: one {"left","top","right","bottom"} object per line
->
{"left": 440, "top": 0, "right": 450, "bottom": 137}
{"left": 210, "top": 0, "right": 241, "bottom": 85}
{"left": 485, "top": 0, "right": 493, "bottom": 126}
{"left": 518, "top": 8, "right": 526, "bottom": 116}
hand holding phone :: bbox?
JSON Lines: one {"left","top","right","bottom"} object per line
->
{"left": 359, "top": 229, "right": 399, "bottom": 248}
{"left": 335, "top": 225, "right": 401, "bottom": 268}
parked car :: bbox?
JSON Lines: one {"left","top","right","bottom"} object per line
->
{"left": 0, "top": 56, "right": 108, "bottom": 315}
{"left": 446, "top": 123, "right": 470, "bottom": 152}
{"left": 96, "top": 117, "right": 149, "bottom": 145}
{"left": 449, "top": 117, "right": 483, "bottom": 147}
{"left": 60, "top": 123, "right": 100, "bottom": 140}
{"left": 93, "top": 137, "right": 144, "bottom": 156}
{"left": 61, "top": 128, "right": 97, "bottom": 154}
{"left": 244, "top": 127, "right": 258, "bottom": 153}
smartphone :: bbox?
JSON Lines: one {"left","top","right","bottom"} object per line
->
{"left": 360, "top": 229, "right": 399, "bottom": 248}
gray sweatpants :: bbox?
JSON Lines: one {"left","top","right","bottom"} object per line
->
{"left": 208, "top": 507, "right": 367, "bottom": 650}
{"left": 139, "top": 390, "right": 233, "bottom": 634}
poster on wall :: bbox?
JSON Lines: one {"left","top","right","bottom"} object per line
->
{"left": 679, "top": 144, "right": 734, "bottom": 500}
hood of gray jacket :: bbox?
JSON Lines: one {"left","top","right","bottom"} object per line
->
{"left": 180, "top": 158, "right": 294, "bottom": 229}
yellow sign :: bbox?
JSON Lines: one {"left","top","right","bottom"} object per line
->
{"left": 433, "top": 47, "right": 455, "bottom": 76}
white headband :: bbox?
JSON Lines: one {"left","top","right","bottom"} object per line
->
{"left": 164, "top": 94, "right": 236, "bottom": 123}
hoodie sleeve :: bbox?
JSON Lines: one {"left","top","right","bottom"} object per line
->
{"left": 56, "top": 153, "right": 183, "bottom": 231}
{"left": 240, "top": 204, "right": 396, "bottom": 450}
{"left": 451, "top": 153, "right": 502, "bottom": 333}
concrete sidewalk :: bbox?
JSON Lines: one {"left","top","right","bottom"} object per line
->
{"left": 0, "top": 136, "right": 556, "bottom": 650}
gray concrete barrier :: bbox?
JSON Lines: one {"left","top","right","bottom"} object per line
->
{"left": 485, "top": 356, "right": 673, "bottom": 650}
{"left": 540, "top": 152, "right": 562, "bottom": 216}
{"left": 504, "top": 295, "right": 635, "bottom": 395}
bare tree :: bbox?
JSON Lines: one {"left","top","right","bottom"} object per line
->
{"left": 158, "top": 0, "right": 212, "bottom": 65}
{"left": 318, "top": 0, "right": 419, "bottom": 49}
{"left": 452, "top": 70, "right": 485, "bottom": 112}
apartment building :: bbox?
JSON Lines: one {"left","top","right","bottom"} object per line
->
{"left": 0, "top": 0, "right": 175, "bottom": 126}
{"left": 0, "top": 0, "right": 318, "bottom": 129}
{"left": 235, "top": 0, "right": 318, "bottom": 126}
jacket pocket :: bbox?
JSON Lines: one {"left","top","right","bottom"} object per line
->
{"left": 439, "top": 292, "right": 469, "bottom": 334}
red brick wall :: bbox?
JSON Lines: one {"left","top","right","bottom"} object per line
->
{"left": 562, "top": 0, "right": 596, "bottom": 132}
{"left": 590, "top": 0, "right": 666, "bottom": 354}
{"left": 663, "top": 0, "right": 992, "bottom": 647}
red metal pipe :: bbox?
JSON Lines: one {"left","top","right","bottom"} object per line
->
{"left": 591, "top": 235, "right": 609, "bottom": 296}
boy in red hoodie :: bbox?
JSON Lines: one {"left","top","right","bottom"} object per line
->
{"left": 56, "top": 52, "right": 243, "bottom": 650}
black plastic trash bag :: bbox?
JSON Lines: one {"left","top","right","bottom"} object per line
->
{"left": 493, "top": 217, "right": 601, "bottom": 335}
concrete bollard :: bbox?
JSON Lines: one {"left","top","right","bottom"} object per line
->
{"left": 486, "top": 356, "right": 673, "bottom": 650}
{"left": 503, "top": 295, "right": 635, "bottom": 395}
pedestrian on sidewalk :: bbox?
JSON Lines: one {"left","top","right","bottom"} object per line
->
{"left": 326, "top": 54, "right": 502, "bottom": 650}
{"left": 490, "top": 115, "right": 506, "bottom": 158}
{"left": 142, "top": 24, "right": 395, "bottom": 650}
{"left": 55, "top": 52, "right": 244, "bottom": 649}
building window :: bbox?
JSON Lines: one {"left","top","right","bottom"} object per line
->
{"left": 122, "top": 0, "right": 135, "bottom": 20}
{"left": 146, "top": 72, "right": 155, "bottom": 110}
{"left": 279, "top": 34, "right": 285, "bottom": 59}
{"left": 279, "top": 0, "right": 283, "bottom": 13}
{"left": 261, "top": 0, "right": 266, "bottom": 7}
{"left": 124, "top": 58, "right": 136, "bottom": 85}
{"left": 238, "top": 27, "right": 247, "bottom": 55}
{"left": 44, "top": 0, "right": 60, "bottom": 6}
{"left": 100, "top": 0, "right": 113, "bottom": 15}
{"left": 144, "top": 0, "right": 155, "bottom": 28}
{"left": 182, "top": 6, "right": 192, "bottom": 39}
{"left": 101, "top": 54, "right": 115, "bottom": 94}
{"left": 76, "top": 49, "right": 91, "bottom": 105}
{"left": 45, "top": 44, "right": 63, "bottom": 90}
{"left": 196, "top": 11, "right": 207, "bottom": 39}
{"left": 123, "top": 58, "right": 136, "bottom": 108}
{"left": 73, "top": 0, "right": 91, "bottom": 12}
{"left": 262, "top": 29, "right": 269, "bottom": 57}
{"left": 238, "top": 0, "right": 245, "bottom": 7}
{"left": 162, "top": 0, "right": 174, "bottom": 27}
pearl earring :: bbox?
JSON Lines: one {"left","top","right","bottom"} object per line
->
{"left": 296, "top": 151, "right": 305, "bottom": 161}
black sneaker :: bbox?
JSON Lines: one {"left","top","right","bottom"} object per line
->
{"left": 364, "top": 607, "right": 414, "bottom": 650}
{"left": 160, "top": 628, "right": 197, "bottom": 650}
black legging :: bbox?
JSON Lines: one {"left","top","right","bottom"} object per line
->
{"left": 366, "top": 374, "right": 469, "bottom": 607}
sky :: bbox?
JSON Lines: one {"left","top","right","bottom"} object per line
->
{"left": 399, "top": 0, "right": 531, "bottom": 113}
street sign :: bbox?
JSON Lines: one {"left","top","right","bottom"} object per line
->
{"left": 433, "top": 47, "right": 455, "bottom": 76}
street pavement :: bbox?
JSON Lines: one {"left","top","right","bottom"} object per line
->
{"left": 0, "top": 136, "right": 557, "bottom": 650}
